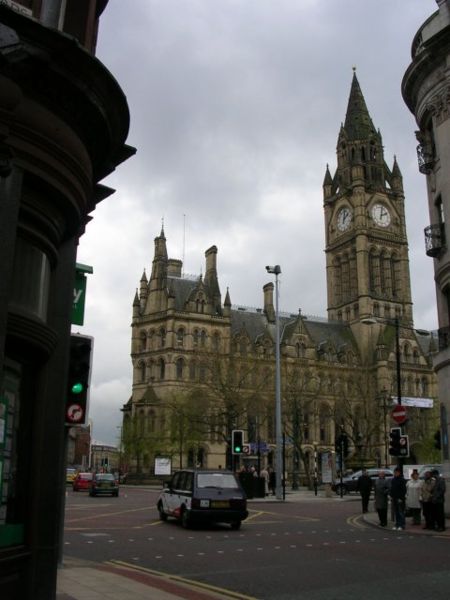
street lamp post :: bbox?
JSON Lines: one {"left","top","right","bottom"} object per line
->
{"left": 266, "top": 265, "right": 283, "bottom": 500}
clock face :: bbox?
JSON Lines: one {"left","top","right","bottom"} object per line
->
{"left": 337, "top": 207, "right": 352, "bottom": 231}
{"left": 372, "top": 204, "right": 391, "bottom": 227}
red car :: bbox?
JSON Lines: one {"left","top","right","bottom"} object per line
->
{"left": 72, "top": 472, "right": 93, "bottom": 492}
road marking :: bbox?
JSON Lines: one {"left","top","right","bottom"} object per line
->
{"left": 107, "top": 560, "right": 258, "bottom": 600}
{"left": 65, "top": 506, "right": 150, "bottom": 524}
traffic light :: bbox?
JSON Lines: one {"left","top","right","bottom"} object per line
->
{"left": 231, "top": 430, "right": 244, "bottom": 454}
{"left": 65, "top": 334, "right": 93, "bottom": 426}
{"left": 335, "top": 432, "right": 349, "bottom": 457}
{"left": 389, "top": 428, "right": 401, "bottom": 456}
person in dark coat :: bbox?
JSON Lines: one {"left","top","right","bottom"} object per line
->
{"left": 390, "top": 467, "right": 407, "bottom": 530}
{"left": 356, "top": 469, "right": 372, "bottom": 513}
{"left": 431, "top": 469, "right": 446, "bottom": 531}
{"left": 374, "top": 470, "right": 390, "bottom": 526}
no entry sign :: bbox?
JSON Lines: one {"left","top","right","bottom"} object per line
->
{"left": 392, "top": 405, "right": 407, "bottom": 425}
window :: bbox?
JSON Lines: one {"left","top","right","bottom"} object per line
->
{"left": 159, "top": 328, "right": 166, "bottom": 348}
{"left": 159, "top": 358, "right": 165, "bottom": 380}
{"left": 193, "top": 329, "right": 199, "bottom": 347}
{"left": 176, "top": 327, "right": 185, "bottom": 346}
{"left": 176, "top": 358, "right": 184, "bottom": 379}
{"left": 212, "top": 332, "right": 220, "bottom": 351}
{"left": 200, "top": 330, "right": 207, "bottom": 347}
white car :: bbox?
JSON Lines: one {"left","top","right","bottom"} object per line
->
{"left": 157, "top": 469, "right": 248, "bottom": 529}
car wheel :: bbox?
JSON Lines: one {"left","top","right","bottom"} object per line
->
{"left": 158, "top": 502, "right": 168, "bottom": 521}
{"left": 181, "top": 507, "right": 191, "bottom": 529}
{"left": 230, "top": 520, "right": 241, "bottom": 530}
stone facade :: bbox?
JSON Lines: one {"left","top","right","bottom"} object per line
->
{"left": 124, "top": 74, "right": 439, "bottom": 481}
{"left": 402, "top": 0, "right": 450, "bottom": 483}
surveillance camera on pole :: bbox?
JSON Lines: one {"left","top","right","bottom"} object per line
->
{"left": 266, "top": 265, "right": 281, "bottom": 275}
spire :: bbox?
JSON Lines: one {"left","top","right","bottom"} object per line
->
{"left": 392, "top": 155, "right": 402, "bottom": 179}
{"left": 343, "top": 71, "right": 377, "bottom": 141}
{"left": 323, "top": 164, "right": 333, "bottom": 187}
{"left": 224, "top": 287, "right": 231, "bottom": 306}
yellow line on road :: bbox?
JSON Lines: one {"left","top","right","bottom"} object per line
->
{"left": 65, "top": 506, "right": 150, "bottom": 524}
{"left": 106, "top": 559, "right": 258, "bottom": 600}
{"left": 347, "top": 514, "right": 368, "bottom": 529}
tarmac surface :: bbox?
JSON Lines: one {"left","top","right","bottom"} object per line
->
{"left": 57, "top": 486, "right": 449, "bottom": 600}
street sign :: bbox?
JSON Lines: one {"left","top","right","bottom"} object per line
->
{"left": 392, "top": 405, "right": 407, "bottom": 424}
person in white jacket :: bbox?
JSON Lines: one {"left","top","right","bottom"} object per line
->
{"left": 406, "top": 469, "right": 422, "bottom": 525}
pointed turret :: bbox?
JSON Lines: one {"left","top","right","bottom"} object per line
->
{"left": 390, "top": 155, "right": 404, "bottom": 192}
{"left": 204, "top": 245, "right": 222, "bottom": 315}
{"left": 150, "top": 229, "right": 168, "bottom": 286}
{"left": 139, "top": 269, "right": 148, "bottom": 310}
{"left": 223, "top": 287, "right": 231, "bottom": 317}
{"left": 323, "top": 164, "right": 333, "bottom": 200}
{"left": 132, "top": 289, "right": 140, "bottom": 319}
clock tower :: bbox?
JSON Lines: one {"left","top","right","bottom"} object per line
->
{"left": 323, "top": 72, "right": 413, "bottom": 326}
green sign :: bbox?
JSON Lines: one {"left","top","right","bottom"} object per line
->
{"left": 72, "top": 263, "right": 93, "bottom": 326}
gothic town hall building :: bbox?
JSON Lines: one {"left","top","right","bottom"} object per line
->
{"left": 122, "top": 74, "right": 438, "bottom": 481}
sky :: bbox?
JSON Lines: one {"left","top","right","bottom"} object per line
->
{"left": 76, "top": 0, "right": 438, "bottom": 446}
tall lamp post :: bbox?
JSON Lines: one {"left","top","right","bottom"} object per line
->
{"left": 266, "top": 265, "right": 283, "bottom": 500}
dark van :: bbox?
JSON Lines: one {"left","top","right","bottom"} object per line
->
{"left": 157, "top": 469, "right": 248, "bottom": 529}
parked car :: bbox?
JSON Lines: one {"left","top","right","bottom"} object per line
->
{"left": 89, "top": 473, "right": 119, "bottom": 497}
{"left": 418, "top": 465, "right": 442, "bottom": 479}
{"left": 72, "top": 472, "right": 93, "bottom": 492}
{"left": 157, "top": 469, "right": 248, "bottom": 529}
{"left": 332, "top": 468, "right": 394, "bottom": 495}
{"left": 66, "top": 467, "right": 77, "bottom": 484}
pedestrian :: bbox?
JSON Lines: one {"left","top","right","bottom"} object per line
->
{"left": 421, "top": 470, "right": 435, "bottom": 530}
{"left": 431, "top": 469, "right": 446, "bottom": 532}
{"left": 356, "top": 468, "right": 372, "bottom": 513}
{"left": 260, "top": 466, "right": 269, "bottom": 496}
{"left": 374, "top": 470, "right": 390, "bottom": 527}
{"left": 390, "top": 466, "right": 407, "bottom": 530}
{"left": 406, "top": 469, "right": 421, "bottom": 525}
{"left": 268, "top": 466, "right": 276, "bottom": 496}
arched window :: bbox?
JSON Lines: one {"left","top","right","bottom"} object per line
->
{"left": 212, "top": 332, "right": 220, "bottom": 351}
{"left": 176, "top": 327, "right": 185, "bottom": 346}
{"left": 148, "top": 329, "right": 155, "bottom": 349}
{"left": 189, "top": 361, "right": 196, "bottom": 380}
{"left": 413, "top": 349, "right": 420, "bottom": 365}
{"left": 193, "top": 329, "right": 199, "bottom": 347}
{"left": 200, "top": 330, "right": 207, "bottom": 347}
{"left": 403, "top": 343, "right": 411, "bottom": 363}
{"left": 341, "top": 254, "right": 350, "bottom": 301}
{"left": 369, "top": 248, "right": 380, "bottom": 293}
{"left": 138, "top": 361, "right": 145, "bottom": 383}
{"left": 159, "top": 358, "right": 165, "bottom": 380}
{"left": 334, "top": 257, "right": 342, "bottom": 304}
{"left": 159, "top": 328, "right": 166, "bottom": 348}
{"left": 176, "top": 358, "right": 184, "bottom": 379}
{"left": 139, "top": 331, "right": 147, "bottom": 351}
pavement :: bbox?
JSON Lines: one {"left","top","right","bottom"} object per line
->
{"left": 57, "top": 487, "right": 449, "bottom": 600}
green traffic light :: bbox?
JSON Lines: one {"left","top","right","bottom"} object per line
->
{"left": 235, "top": 446, "right": 241, "bottom": 453}
{"left": 71, "top": 382, "right": 84, "bottom": 394}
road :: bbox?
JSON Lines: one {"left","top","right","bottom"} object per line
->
{"left": 63, "top": 486, "right": 450, "bottom": 600}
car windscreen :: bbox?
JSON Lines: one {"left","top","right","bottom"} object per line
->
{"left": 196, "top": 473, "right": 239, "bottom": 489}
{"left": 96, "top": 474, "right": 114, "bottom": 481}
